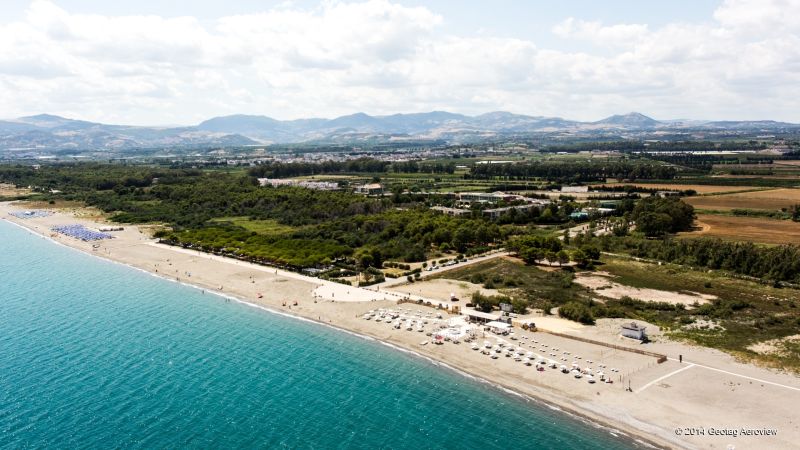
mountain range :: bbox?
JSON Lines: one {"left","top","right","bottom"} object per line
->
{"left": 1, "top": 111, "right": 798, "bottom": 152}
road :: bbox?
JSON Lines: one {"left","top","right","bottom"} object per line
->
{"left": 373, "top": 250, "right": 510, "bottom": 290}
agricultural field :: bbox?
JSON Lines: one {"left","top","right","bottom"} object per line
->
{"left": 681, "top": 214, "right": 800, "bottom": 245}
{"left": 712, "top": 162, "right": 800, "bottom": 175}
{"left": 685, "top": 188, "right": 800, "bottom": 211}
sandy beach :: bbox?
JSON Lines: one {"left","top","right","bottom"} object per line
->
{"left": 3, "top": 202, "right": 800, "bottom": 450}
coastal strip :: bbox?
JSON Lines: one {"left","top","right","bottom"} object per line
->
{"left": 6, "top": 203, "right": 800, "bottom": 450}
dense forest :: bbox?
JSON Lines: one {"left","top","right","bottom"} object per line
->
{"left": 0, "top": 164, "right": 506, "bottom": 267}
{"left": 620, "top": 237, "right": 800, "bottom": 284}
{"left": 247, "top": 158, "right": 456, "bottom": 178}
{"left": 629, "top": 196, "right": 695, "bottom": 237}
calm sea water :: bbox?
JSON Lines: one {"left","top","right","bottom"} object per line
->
{"left": 0, "top": 220, "right": 640, "bottom": 449}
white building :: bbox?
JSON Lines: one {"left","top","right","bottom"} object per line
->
{"left": 354, "top": 183, "right": 383, "bottom": 196}
{"left": 561, "top": 186, "right": 589, "bottom": 193}
{"left": 258, "top": 178, "right": 339, "bottom": 191}
{"left": 431, "top": 206, "right": 471, "bottom": 217}
{"left": 620, "top": 322, "right": 647, "bottom": 341}
{"left": 485, "top": 321, "right": 512, "bottom": 335}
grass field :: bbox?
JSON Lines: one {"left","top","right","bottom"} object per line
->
{"left": 685, "top": 188, "right": 800, "bottom": 211}
{"left": 681, "top": 214, "right": 800, "bottom": 245}
{"left": 208, "top": 217, "right": 298, "bottom": 235}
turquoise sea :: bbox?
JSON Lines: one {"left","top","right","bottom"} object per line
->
{"left": 0, "top": 219, "right": 641, "bottom": 449}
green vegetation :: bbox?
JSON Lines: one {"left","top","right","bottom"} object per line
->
{"left": 598, "top": 258, "right": 800, "bottom": 370}
{"left": 467, "top": 160, "right": 676, "bottom": 182}
{"left": 558, "top": 302, "right": 595, "bottom": 324}
{"left": 0, "top": 164, "right": 504, "bottom": 268}
{"left": 432, "top": 258, "right": 591, "bottom": 313}
{"left": 5, "top": 149, "right": 800, "bottom": 372}
{"left": 248, "top": 158, "right": 456, "bottom": 177}
{"left": 209, "top": 217, "right": 300, "bottom": 235}
{"left": 694, "top": 208, "right": 794, "bottom": 221}
{"left": 610, "top": 236, "right": 800, "bottom": 284}
{"left": 630, "top": 196, "right": 694, "bottom": 237}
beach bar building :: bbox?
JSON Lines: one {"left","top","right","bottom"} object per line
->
{"left": 620, "top": 322, "right": 647, "bottom": 341}
{"left": 466, "top": 310, "right": 500, "bottom": 324}
{"left": 485, "top": 321, "right": 512, "bottom": 335}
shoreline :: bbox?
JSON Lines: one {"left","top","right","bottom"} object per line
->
{"left": 5, "top": 202, "right": 800, "bottom": 450}
{"left": 0, "top": 213, "right": 667, "bottom": 449}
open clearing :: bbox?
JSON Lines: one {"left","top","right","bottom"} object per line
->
{"left": 748, "top": 334, "right": 800, "bottom": 356}
{"left": 685, "top": 188, "right": 800, "bottom": 211}
{"left": 575, "top": 272, "right": 715, "bottom": 305}
{"left": 385, "top": 278, "right": 502, "bottom": 302}
{"left": 681, "top": 213, "right": 800, "bottom": 244}
{"left": 0, "top": 183, "right": 30, "bottom": 197}
{"left": 600, "top": 183, "right": 763, "bottom": 194}
{"left": 208, "top": 217, "right": 298, "bottom": 235}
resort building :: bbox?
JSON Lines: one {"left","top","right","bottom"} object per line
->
{"left": 620, "top": 322, "right": 647, "bottom": 341}
{"left": 258, "top": 178, "right": 339, "bottom": 191}
{"left": 431, "top": 206, "right": 471, "bottom": 217}
{"left": 560, "top": 186, "right": 589, "bottom": 193}
{"left": 457, "top": 191, "right": 517, "bottom": 204}
{"left": 354, "top": 183, "right": 384, "bottom": 196}
{"left": 485, "top": 321, "right": 512, "bottom": 335}
{"left": 482, "top": 204, "right": 538, "bottom": 219}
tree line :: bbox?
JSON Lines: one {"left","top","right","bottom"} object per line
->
{"left": 466, "top": 161, "right": 676, "bottom": 182}
{"left": 248, "top": 158, "right": 456, "bottom": 178}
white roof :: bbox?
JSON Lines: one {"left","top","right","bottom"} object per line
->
{"left": 467, "top": 310, "right": 500, "bottom": 320}
{"left": 486, "top": 321, "right": 512, "bottom": 329}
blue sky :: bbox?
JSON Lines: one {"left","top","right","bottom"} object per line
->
{"left": 1, "top": 0, "right": 798, "bottom": 124}
{"left": 1, "top": 1, "right": 721, "bottom": 47}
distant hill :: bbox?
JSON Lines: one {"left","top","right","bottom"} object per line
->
{"left": 2, "top": 110, "right": 799, "bottom": 151}
{"left": 594, "top": 112, "right": 660, "bottom": 128}
{"left": 0, "top": 114, "right": 257, "bottom": 151}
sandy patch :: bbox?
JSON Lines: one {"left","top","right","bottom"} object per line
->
{"left": 0, "top": 183, "right": 30, "bottom": 197}
{"left": 748, "top": 334, "right": 800, "bottom": 356}
{"left": 385, "top": 278, "right": 501, "bottom": 303}
{"left": 575, "top": 272, "right": 715, "bottom": 305}
{"left": 521, "top": 316, "right": 587, "bottom": 333}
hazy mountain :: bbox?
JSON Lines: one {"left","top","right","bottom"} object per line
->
{"left": 0, "top": 114, "right": 257, "bottom": 151}
{"left": 594, "top": 112, "right": 660, "bottom": 128}
{"left": 2, "top": 111, "right": 799, "bottom": 151}
{"left": 703, "top": 120, "right": 799, "bottom": 130}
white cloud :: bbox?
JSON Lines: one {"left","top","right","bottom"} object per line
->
{"left": 552, "top": 18, "right": 649, "bottom": 47}
{"left": 0, "top": 0, "right": 799, "bottom": 124}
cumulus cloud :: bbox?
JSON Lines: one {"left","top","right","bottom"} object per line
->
{"left": 552, "top": 18, "right": 648, "bottom": 47}
{"left": 0, "top": 0, "right": 799, "bottom": 124}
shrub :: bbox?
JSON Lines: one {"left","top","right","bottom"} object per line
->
{"left": 558, "top": 301, "right": 595, "bottom": 324}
